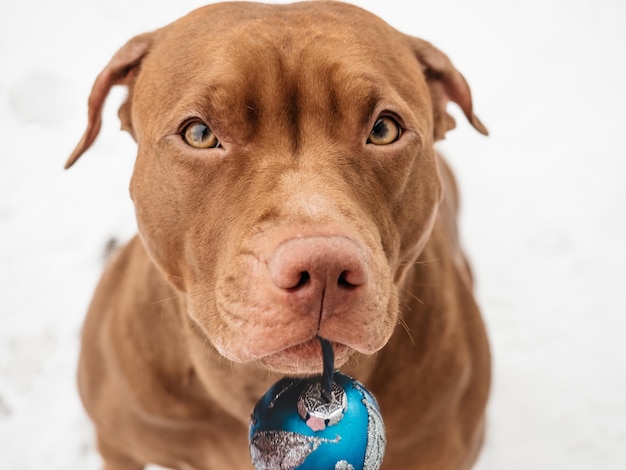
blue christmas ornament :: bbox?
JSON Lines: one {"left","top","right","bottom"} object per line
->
{"left": 249, "top": 370, "right": 386, "bottom": 469}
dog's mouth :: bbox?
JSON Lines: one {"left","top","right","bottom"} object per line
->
{"left": 259, "top": 339, "right": 352, "bottom": 375}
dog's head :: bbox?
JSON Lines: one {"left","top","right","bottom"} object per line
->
{"left": 67, "top": 1, "right": 486, "bottom": 375}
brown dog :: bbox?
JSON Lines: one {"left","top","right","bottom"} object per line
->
{"left": 66, "top": 2, "right": 491, "bottom": 469}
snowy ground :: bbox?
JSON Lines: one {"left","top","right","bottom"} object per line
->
{"left": 1, "top": 0, "right": 625, "bottom": 468}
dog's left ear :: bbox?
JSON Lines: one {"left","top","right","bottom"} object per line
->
{"left": 65, "top": 33, "right": 154, "bottom": 169}
{"left": 408, "top": 36, "right": 488, "bottom": 140}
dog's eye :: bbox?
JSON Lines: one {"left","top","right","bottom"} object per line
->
{"left": 368, "top": 117, "right": 401, "bottom": 145}
{"left": 181, "top": 121, "right": 221, "bottom": 149}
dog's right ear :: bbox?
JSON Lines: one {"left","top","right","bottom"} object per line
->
{"left": 65, "top": 33, "right": 154, "bottom": 169}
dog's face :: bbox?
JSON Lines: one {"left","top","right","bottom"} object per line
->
{"left": 68, "top": 1, "right": 486, "bottom": 375}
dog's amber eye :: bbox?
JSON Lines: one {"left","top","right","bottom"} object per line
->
{"left": 368, "top": 117, "right": 401, "bottom": 145}
{"left": 182, "top": 121, "right": 221, "bottom": 149}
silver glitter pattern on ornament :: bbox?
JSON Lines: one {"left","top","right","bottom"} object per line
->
{"left": 335, "top": 460, "right": 355, "bottom": 470}
{"left": 250, "top": 430, "right": 340, "bottom": 469}
{"left": 268, "top": 380, "right": 299, "bottom": 409}
{"left": 356, "top": 382, "right": 386, "bottom": 470}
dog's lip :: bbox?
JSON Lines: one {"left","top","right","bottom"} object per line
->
{"left": 259, "top": 339, "right": 352, "bottom": 374}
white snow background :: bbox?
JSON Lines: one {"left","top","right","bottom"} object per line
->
{"left": 1, "top": 0, "right": 625, "bottom": 468}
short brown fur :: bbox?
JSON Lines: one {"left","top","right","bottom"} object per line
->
{"left": 68, "top": 2, "right": 491, "bottom": 469}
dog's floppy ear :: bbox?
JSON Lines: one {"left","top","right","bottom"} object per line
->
{"left": 65, "top": 33, "right": 154, "bottom": 169}
{"left": 408, "top": 36, "right": 488, "bottom": 140}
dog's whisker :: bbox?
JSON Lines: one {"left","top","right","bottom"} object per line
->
{"left": 397, "top": 316, "right": 416, "bottom": 346}
{"left": 412, "top": 257, "right": 440, "bottom": 268}
{"left": 150, "top": 294, "right": 180, "bottom": 306}
{"left": 400, "top": 287, "right": 425, "bottom": 306}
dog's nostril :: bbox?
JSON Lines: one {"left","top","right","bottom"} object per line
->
{"left": 338, "top": 270, "right": 358, "bottom": 289}
{"left": 291, "top": 271, "right": 311, "bottom": 290}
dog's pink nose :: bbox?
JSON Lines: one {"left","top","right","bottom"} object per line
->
{"left": 268, "top": 236, "right": 368, "bottom": 311}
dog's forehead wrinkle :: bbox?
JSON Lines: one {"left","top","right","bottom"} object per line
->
{"left": 150, "top": 4, "right": 409, "bottom": 129}
{"left": 141, "top": 27, "right": 420, "bottom": 152}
